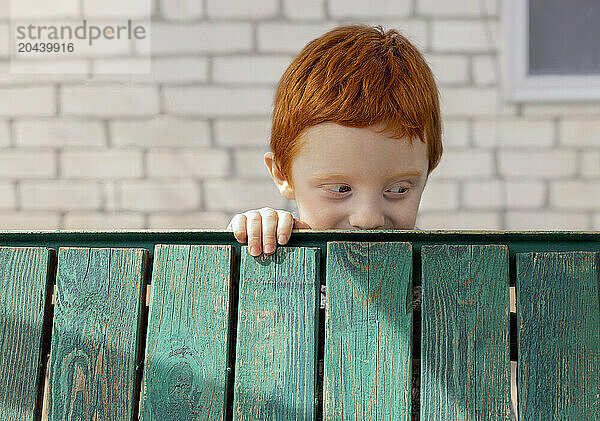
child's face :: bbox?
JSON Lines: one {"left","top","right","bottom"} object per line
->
{"left": 267, "top": 122, "right": 429, "bottom": 230}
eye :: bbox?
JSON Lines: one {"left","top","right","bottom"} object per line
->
{"left": 325, "top": 185, "right": 351, "bottom": 195}
{"left": 387, "top": 185, "right": 410, "bottom": 195}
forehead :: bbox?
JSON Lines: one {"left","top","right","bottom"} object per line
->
{"left": 292, "top": 122, "right": 428, "bottom": 177}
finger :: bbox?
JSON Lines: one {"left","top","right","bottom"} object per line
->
{"left": 293, "top": 218, "right": 312, "bottom": 229}
{"left": 276, "top": 211, "right": 294, "bottom": 245}
{"left": 245, "top": 211, "right": 262, "bottom": 256}
{"left": 259, "top": 208, "right": 279, "bottom": 254}
{"left": 229, "top": 214, "right": 247, "bottom": 243}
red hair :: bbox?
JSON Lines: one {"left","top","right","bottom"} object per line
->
{"left": 270, "top": 24, "right": 442, "bottom": 185}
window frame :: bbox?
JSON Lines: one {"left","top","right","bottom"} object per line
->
{"left": 503, "top": 0, "right": 600, "bottom": 101}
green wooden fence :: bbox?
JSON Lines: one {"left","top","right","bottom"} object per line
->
{"left": 0, "top": 230, "right": 598, "bottom": 420}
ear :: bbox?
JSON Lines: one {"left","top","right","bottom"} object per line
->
{"left": 264, "top": 152, "right": 295, "bottom": 200}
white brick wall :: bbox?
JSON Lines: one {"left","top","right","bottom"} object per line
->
{"left": 61, "top": 85, "right": 160, "bottom": 117}
{"left": 146, "top": 149, "right": 230, "bottom": 178}
{"left": 163, "top": 87, "right": 274, "bottom": 116}
{"left": 0, "top": 0, "right": 597, "bottom": 230}
{"left": 328, "top": 0, "right": 411, "bottom": 18}
{"left": 118, "top": 180, "right": 201, "bottom": 211}
{"left": 61, "top": 149, "right": 143, "bottom": 178}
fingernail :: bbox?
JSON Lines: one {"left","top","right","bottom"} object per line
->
{"left": 250, "top": 246, "right": 260, "bottom": 255}
{"left": 264, "top": 244, "right": 274, "bottom": 253}
{"left": 278, "top": 235, "right": 287, "bottom": 244}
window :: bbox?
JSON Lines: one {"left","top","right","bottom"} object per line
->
{"left": 503, "top": 0, "right": 600, "bottom": 101}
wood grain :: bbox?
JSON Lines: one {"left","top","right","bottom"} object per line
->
{"left": 0, "top": 247, "right": 52, "bottom": 421}
{"left": 45, "top": 247, "right": 147, "bottom": 420}
{"left": 233, "top": 246, "right": 320, "bottom": 420}
{"left": 420, "top": 245, "right": 510, "bottom": 420}
{"left": 140, "top": 244, "right": 232, "bottom": 420}
{"left": 324, "top": 242, "right": 413, "bottom": 420}
{"left": 517, "top": 251, "right": 600, "bottom": 419}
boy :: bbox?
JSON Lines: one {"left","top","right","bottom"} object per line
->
{"left": 227, "top": 23, "right": 442, "bottom": 255}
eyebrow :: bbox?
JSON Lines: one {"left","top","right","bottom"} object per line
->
{"left": 311, "top": 170, "right": 423, "bottom": 183}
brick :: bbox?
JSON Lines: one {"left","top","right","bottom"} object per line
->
{"left": 82, "top": 0, "right": 150, "bottom": 18}
{"left": 151, "top": 23, "right": 252, "bottom": 55}
{"left": 164, "top": 86, "right": 274, "bottom": 117}
{"left": 20, "top": 181, "right": 102, "bottom": 210}
{"left": 111, "top": 116, "right": 210, "bottom": 147}
{"left": 150, "top": 57, "right": 208, "bottom": 83}
{"left": 282, "top": 0, "right": 325, "bottom": 20}
{"left": 498, "top": 150, "right": 577, "bottom": 179}
{"left": 102, "top": 182, "right": 118, "bottom": 212}
{"left": 14, "top": 118, "right": 105, "bottom": 147}
{"left": 0, "top": 182, "right": 15, "bottom": 209}
{"left": 473, "top": 119, "right": 554, "bottom": 148}
{"left": 148, "top": 212, "right": 230, "bottom": 229}
{"left": 0, "top": 212, "right": 61, "bottom": 229}
{"left": 257, "top": 22, "right": 338, "bottom": 53}
{"left": 159, "top": 0, "right": 203, "bottom": 20}
{"left": 63, "top": 212, "right": 145, "bottom": 229}
{"left": 215, "top": 118, "right": 271, "bottom": 147}
{"left": 328, "top": 0, "right": 411, "bottom": 18}
{"left": 0, "top": 87, "right": 55, "bottom": 117}
{"left": 472, "top": 55, "right": 498, "bottom": 85}
{"left": 234, "top": 149, "right": 270, "bottom": 177}
{"left": 419, "top": 181, "right": 459, "bottom": 211}
{"left": 559, "top": 119, "right": 600, "bottom": 147}
{"left": 581, "top": 151, "right": 600, "bottom": 178}
{"left": 424, "top": 54, "right": 469, "bottom": 85}
{"left": 0, "top": 151, "right": 56, "bottom": 178}
{"left": 429, "top": 150, "right": 494, "bottom": 179}
{"left": 91, "top": 59, "right": 153, "bottom": 79}
{"left": 0, "top": 23, "right": 8, "bottom": 58}
{"left": 418, "top": 0, "right": 498, "bottom": 16}
{"left": 119, "top": 180, "right": 200, "bottom": 211}
{"left": 212, "top": 55, "right": 293, "bottom": 85}
{"left": 0, "top": 121, "right": 10, "bottom": 146}
{"left": 61, "top": 85, "right": 159, "bottom": 117}
{"left": 463, "top": 179, "right": 504, "bottom": 209}
{"left": 443, "top": 120, "right": 469, "bottom": 148}
{"left": 146, "top": 149, "right": 230, "bottom": 178}
{"left": 522, "top": 103, "right": 600, "bottom": 117}
{"left": 204, "top": 179, "right": 287, "bottom": 212}
{"left": 441, "top": 88, "right": 515, "bottom": 118}
{"left": 505, "top": 181, "right": 546, "bottom": 208}
{"left": 416, "top": 211, "right": 501, "bottom": 229}
{"left": 593, "top": 213, "right": 600, "bottom": 230}
{"left": 506, "top": 211, "right": 589, "bottom": 230}
{"left": 432, "top": 20, "right": 497, "bottom": 52}
{"left": 206, "top": 0, "right": 278, "bottom": 18}
{"left": 1, "top": 60, "right": 89, "bottom": 84}
{"left": 61, "top": 149, "right": 143, "bottom": 178}
{"left": 550, "top": 181, "right": 600, "bottom": 210}
{"left": 10, "top": 0, "right": 79, "bottom": 18}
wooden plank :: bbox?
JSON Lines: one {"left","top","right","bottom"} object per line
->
{"left": 324, "top": 242, "right": 413, "bottom": 420}
{"left": 140, "top": 244, "right": 232, "bottom": 420}
{"left": 45, "top": 247, "right": 147, "bottom": 420}
{"left": 517, "top": 251, "right": 600, "bottom": 419}
{"left": 233, "top": 246, "right": 320, "bottom": 420}
{"left": 420, "top": 245, "right": 510, "bottom": 420}
{"left": 0, "top": 247, "right": 52, "bottom": 421}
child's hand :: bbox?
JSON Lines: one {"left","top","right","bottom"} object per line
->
{"left": 226, "top": 207, "right": 311, "bottom": 256}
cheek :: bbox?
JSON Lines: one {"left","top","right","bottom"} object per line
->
{"left": 298, "top": 200, "right": 344, "bottom": 229}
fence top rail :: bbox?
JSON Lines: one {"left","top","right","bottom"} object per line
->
{"left": 0, "top": 230, "right": 598, "bottom": 251}
{"left": 1, "top": 228, "right": 599, "bottom": 235}
{"left": 0, "top": 230, "right": 597, "bottom": 279}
